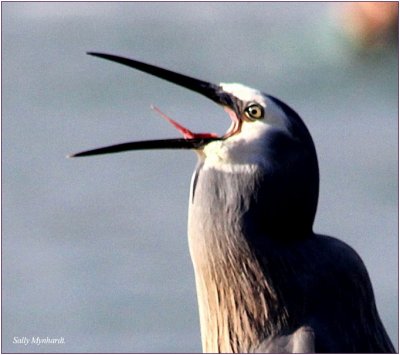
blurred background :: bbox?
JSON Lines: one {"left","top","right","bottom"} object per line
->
{"left": 2, "top": 2, "right": 398, "bottom": 353}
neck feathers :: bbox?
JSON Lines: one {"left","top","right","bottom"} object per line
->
{"left": 188, "top": 166, "right": 297, "bottom": 352}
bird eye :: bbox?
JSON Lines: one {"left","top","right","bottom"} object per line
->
{"left": 244, "top": 104, "right": 264, "bottom": 120}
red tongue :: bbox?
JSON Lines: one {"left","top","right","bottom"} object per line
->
{"left": 151, "top": 105, "right": 218, "bottom": 139}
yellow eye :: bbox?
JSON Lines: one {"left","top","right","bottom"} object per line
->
{"left": 244, "top": 104, "right": 264, "bottom": 120}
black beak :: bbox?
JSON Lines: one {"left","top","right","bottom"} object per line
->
{"left": 69, "top": 53, "right": 236, "bottom": 158}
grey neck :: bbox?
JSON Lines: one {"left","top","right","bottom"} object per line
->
{"left": 188, "top": 163, "right": 312, "bottom": 352}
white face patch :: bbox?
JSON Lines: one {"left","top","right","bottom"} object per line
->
{"left": 220, "top": 83, "right": 289, "bottom": 131}
{"left": 200, "top": 83, "right": 291, "bottom": 171}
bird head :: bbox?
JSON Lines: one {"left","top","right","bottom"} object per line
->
{"left": 70, "top": 53, "right": 319, "bottom": 236}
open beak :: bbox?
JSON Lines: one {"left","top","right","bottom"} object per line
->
{"left": 69, "top": 52, "right": 240, "bottom": 158}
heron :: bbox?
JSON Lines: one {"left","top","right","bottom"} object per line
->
{"left": 71, "top": 53, "right": 395, "bottom": 353}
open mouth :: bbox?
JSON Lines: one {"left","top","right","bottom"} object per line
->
{"left": 150, "top": 105, "right": 219, "bottom": 140}
{"left": 151, "top": 105, "right": 241, "bottom": 140}
{"left": 69, "top": 53, "right": 241, "bottom": 158}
